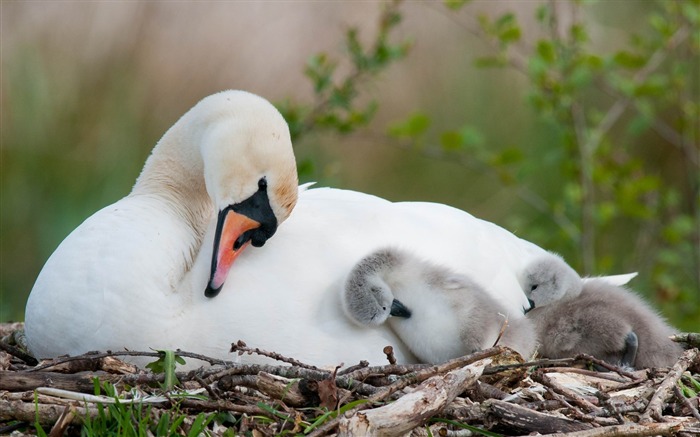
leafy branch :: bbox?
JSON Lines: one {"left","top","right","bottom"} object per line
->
{"left": 277, "top": 0, "right": 410, "bottom": 145}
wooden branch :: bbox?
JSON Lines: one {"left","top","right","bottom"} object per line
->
{"left": 0, "top": 399, "right": 98, "bottom": 426}
{"left": 550, "top": 421, "right": 685, "bottom": 437}
{"left": 486, "top": 399, "right": 594, "bottom": 434}
{"left": 0, "top": 370, "right": 118, "bottom": 393}
{"left": 672, "top": 333, "right": 700, "bottom": 349}
{"left": 0, "top": 340, "right": 38, "bottom": 366}
{"left": 256, "top": 372, "right": 313, "bottom": 407}
{"left": 231, "top": 340, "right": 322, "bottom": 370}
{"left": 641, "top": 348, "right": 700, "bottom": 423}
{"left": 532, "top": 371, "right": 605, "bottom": 415}
{"left": 337, "top": 358, "right": 490, "bottom": 436}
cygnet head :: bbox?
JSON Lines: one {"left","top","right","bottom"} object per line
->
{"left": 342, "top": 249, "right": 412, "bottom": 326}
{"left": 145, "top": 90, "right": 298, "bottom": 297}
{"left": 521, "top": 252, "right": 582, "bottom": 309}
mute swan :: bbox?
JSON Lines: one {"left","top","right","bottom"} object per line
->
{"left": 343, "top": 248, "right": 536, "bottom": 363}
{"left": 25, "top": 90, "right": 564, "bottom": 369}
{"left": 522, "top": 253, "right": 683, "bottom": 369}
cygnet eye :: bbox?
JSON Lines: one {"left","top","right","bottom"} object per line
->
{"left": 531, "top": 284, "right": 538, "bottom": 291}
{"left": 382, "top": 306, "right": 387, "bottom": 311}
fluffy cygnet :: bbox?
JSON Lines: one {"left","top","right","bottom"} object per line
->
{"left": 521, "top": 253, "right": 684, "bottom": 369}
{"left": 342, "top": 248, "right": 536, "bottom": 364}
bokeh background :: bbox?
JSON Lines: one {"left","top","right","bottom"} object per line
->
{"left": 2, "top": 1, "right": 698, "bottom": 329}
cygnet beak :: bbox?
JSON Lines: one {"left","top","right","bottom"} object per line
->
{"left": 523, "top": 298, "right": 536, "bottom": 314}
{"left": 390, "top": 299, "right": 412, "bottom": 318}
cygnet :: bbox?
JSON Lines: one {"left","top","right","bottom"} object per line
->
{"left": 521, "top": 253, "right": 683, "bottom": 369}
{"left": 342, "top": 248, "right": 536, "bottom": 364}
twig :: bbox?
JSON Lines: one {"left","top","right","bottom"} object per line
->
{"left": 641, "top": 348, "right": 700, "bottom": 423}
{"left": 574, "top": 353, "right": 640, "bottom": 380}
{"left": 192, "top": 373, "right": 219, "bottom": 400}
{"left": 672, "top": 333, "right": 700, "bottom": 349}
{"left": 28, "top": 349, "right": 228, "bottom": 372}
{"left": 531, "top": 370, "right": 605, "bottom": 415}
{"left": 231, "top": 340, "right": 321, "bottom": 371}
{"left": 0, "top": 340, "right": 38, "bottom": 366}
{"left": 673, "top": 384, "right": 700, "bottom": 421}
{"left": 337, "top": 360, "right": 369, "bottom": 376}
{"left": 383, "top": 346, "right": 397, "bottom": 365}
{"left": 549, "top": 421, "right": 685, "bottom": 437}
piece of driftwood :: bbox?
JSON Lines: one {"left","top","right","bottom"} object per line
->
{"left": 337, "top": 358, "right": 490, "bottom": 436}
{"left": 486, "top": 398, "right": 594, "bottom": 434}
{"left": 0, "top": 399, "right": 98, "bottom": 426}
{"left": 0, "top": 370, "right": 117, "bottom": 393}
{"left": 551, "top": 420, "right": 686, "bottom": 437}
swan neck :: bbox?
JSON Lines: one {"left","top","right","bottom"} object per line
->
{"left": 131, "top": 116, "right": 212, "bottom": 232}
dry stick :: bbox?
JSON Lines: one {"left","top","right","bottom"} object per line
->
{"left": 0, "top": 341, "right": 38, "bottom": 366}
{"left": 491, "top": 315, "right": 509, "bottom": 347}
{"left": 337, "top": 360, "right": 369, "bottom": 376}
{"left": 338, "top": 362, "right": 431, "bottom": 382}
{"left": 574, "top": 353, "right": 640, "bottom": 381}
{"left": 641, "top": 348, "right": 700, "bottom": 423}
{"left": 550, "top": 421, "right": 686, "bottom": 437}
{"left": 544, "top": 367, "right": 631, "bottom": 383}
{"left": 483, "top": 357, "right": 579, "bottom": 375}
{"left": 486, "top": 399, "right": 594, "bottom": 434}
{"left": 177, "top": 398, "right": 270, "bottom": 416}
{"left": 672, "top": 333, "right": 700, "bottom": 349}
{"left": 192, "top": 373, "right": 219, "bottom": 400}
{"left": 0, "top": 399, "right": 98, "bottom": 426}
{"left": 48, "top": 405, "right": 74, "bottom": 437}
{"left": 532, "top": 371, "right": 605, "bottom": 415}
{"left": 203, "top": 361, "right": 331, "bottom": 383}
{"left": 541, "top": 385, "right": 597, "bottom": 423}
{"left": 673, "top": 384, "right": 700, "bottom": 421}
{"left": 230, "top": 340, "right": 322, "bottom": 371}
{"left": 28, "top": 349, "right": 228, "bottom": 372}
{"left": 383, "top": 346, "right": 397, "bottom": 365}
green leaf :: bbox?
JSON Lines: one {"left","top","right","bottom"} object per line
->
{"left": 499, "top": 26, "right": 521, "bottom": 44}
{"left": 387, "top": 112, "right": 431, "bottom": 138}
{"left": 444, "top": 0, "right": 470, "bottom": 11}
{"left": 613, "top": 50, "right": 645, "bottom": 69}
{"left": 146, "top": 349, "right": 184, "bottom": 390}
{"left": 459, "top": 125, "right": 485, "bottom": 148}
{"left": 474, "top": 55, "right": 507, "bottom": 68}
{"left": 493, "top": 147, "right": 524, "bottom": 165}
{"left": 536, "top": 40, "right": 556, "bottom": 64}
{"left": 440, "top": 130, "right": 463, "bottom": 151}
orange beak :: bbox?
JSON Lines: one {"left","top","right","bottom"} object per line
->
{"left": 205, "top": 209, "right": 260, "bottom": 297}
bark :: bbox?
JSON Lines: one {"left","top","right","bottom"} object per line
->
{"left": 337, "top": 358, "right": 490, "bottom": 437}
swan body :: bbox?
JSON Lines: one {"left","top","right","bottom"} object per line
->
{"left": 522, "top": 253, "right": 683, "bottom": 369}
{"left": 26, "top": 90, "right": 565, "bottom": 369}
{"left": 343, "top": 248, "right": 537, "bottom": 363}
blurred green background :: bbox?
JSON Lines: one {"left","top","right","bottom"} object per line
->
{"left": 2, "top": 1, "right": 698, "bottom": 330}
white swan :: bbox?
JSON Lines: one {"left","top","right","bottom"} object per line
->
{"left": 25, "top": 90, "right": 561, "bottom": 369}
{"left": 522, "top": 253, "right": 683, "bottom": 369}
{"left": 342, "top": 248, "right": 536, "bottom": 363}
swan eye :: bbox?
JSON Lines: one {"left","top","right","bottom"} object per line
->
{"left": 258, "top": 177, "right": 267, "bottom": 191}
{"left": 531, "top": 284, "right": 538, "bottom": 291}
{"left": 382, "top": 306, "right": 387, "bottom": 311}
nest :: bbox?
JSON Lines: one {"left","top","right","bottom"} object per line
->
{"left": 1, "top": 322, "right": 699, "bottom": 436}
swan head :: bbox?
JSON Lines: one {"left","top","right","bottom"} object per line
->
{"left": 195, "top": 91, "right": 297, "bottom": 297}
{"left": 521, "top": 252, "right": 582, "bottom": 311}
